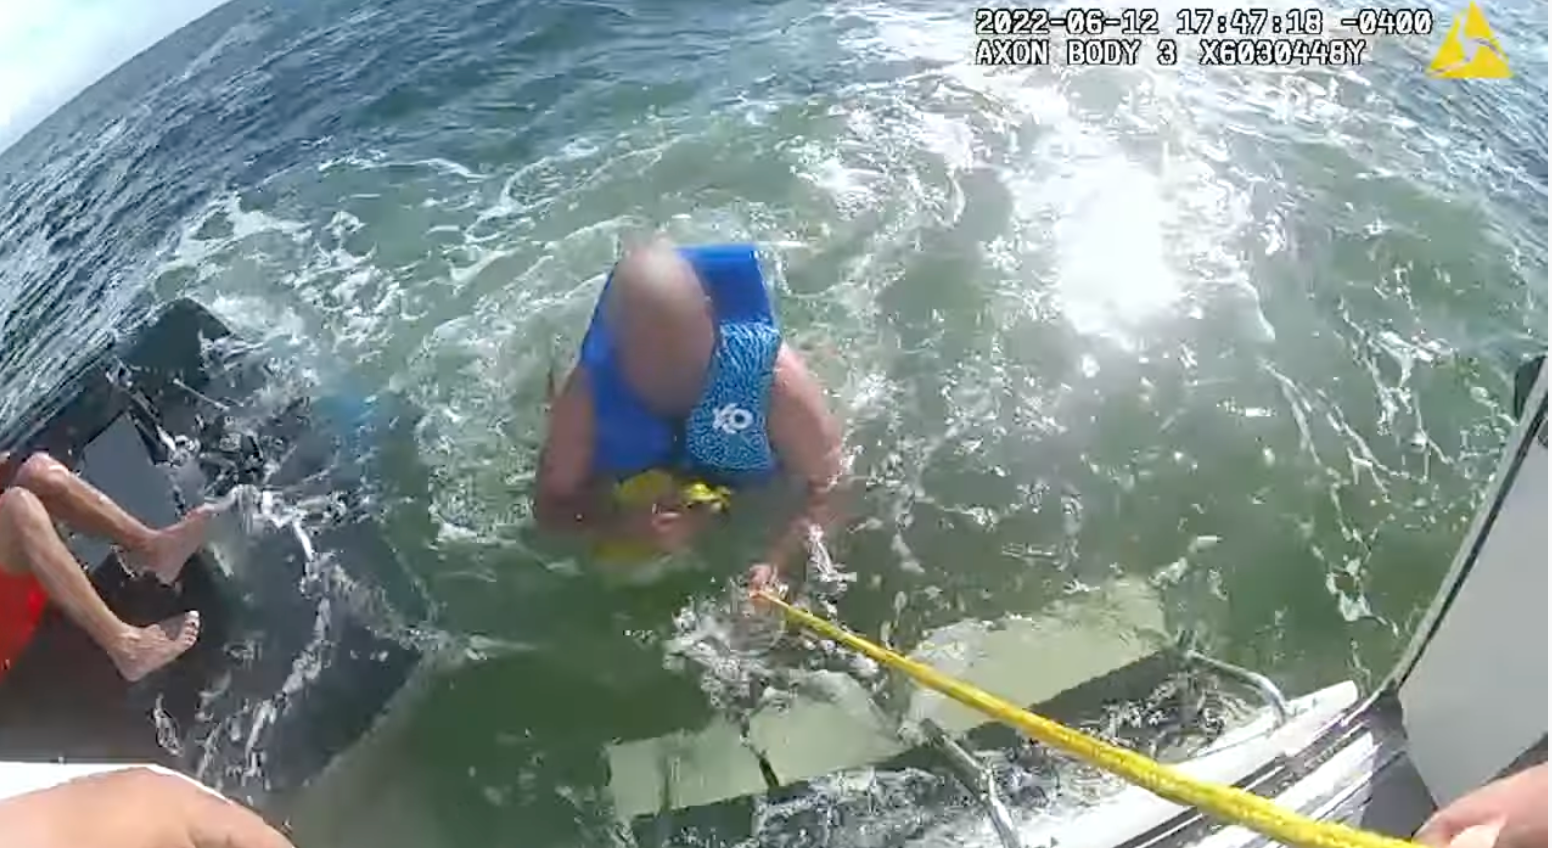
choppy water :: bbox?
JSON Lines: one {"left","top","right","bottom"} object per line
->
{"left": 0, "top": 0, "right": 1545, "bottom": 844}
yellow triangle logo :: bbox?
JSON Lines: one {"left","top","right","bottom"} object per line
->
{"left": 1428, "top": 1, "right": 1512, "bottom": 78}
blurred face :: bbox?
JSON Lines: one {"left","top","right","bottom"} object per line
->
{"left": 613, "top": 291, "right": 716, "bottom": 415}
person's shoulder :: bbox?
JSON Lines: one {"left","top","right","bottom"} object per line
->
{"left": 771, "top": 343, "right": 812, "bottom": 382}
{"left": 546, "top": 366, "right": 595, "bottom": 427}
{"left": 768, "top": 344, "right": 834, "bottom": 420}
{"left": 563, "top": 363, "right": 592, "bottom": 395}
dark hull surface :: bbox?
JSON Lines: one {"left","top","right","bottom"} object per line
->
{"left": 0, "top": 299, "right": 430, "bottom": 811}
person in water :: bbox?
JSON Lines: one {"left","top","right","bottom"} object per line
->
{"left": 0, "top": 450, "right": 210, "bottom": 682}
{"left": 536, "top": 239, "right": 842, "bottom": 590}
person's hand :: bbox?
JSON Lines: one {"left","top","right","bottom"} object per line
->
{"left": 745, "top": 563, "right": 784, "bottom": 598}
{"left": 650, "top": 510, "right": 702, "bottom": 552}
{"left": 1416, "top": 764, "right": 1548, "bottom": 848}
{"left": 619, "top": 507, "right": 703, "bottom": 553}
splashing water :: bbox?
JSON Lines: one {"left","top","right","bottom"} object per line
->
{"left": 663, "top": 523, "right": 874, "bottom": 727}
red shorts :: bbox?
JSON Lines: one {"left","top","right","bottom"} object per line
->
{"left": 0, "top": 568, "right": 46, "bottom": 681}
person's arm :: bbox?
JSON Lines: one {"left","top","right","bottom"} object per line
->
{"left": 1417, "top": 762, "right": 1548, "bottom": 848}
{"left": 183, "top": 776, "right": 298, "bottom": 848}
{"left": 754, "top": 345, "right": 844, "bottom": 586}
{"left": 535, "top": 369, "right": 661, "bottom": 543}
{"left": 535, "top": 368, "right": 612, "bottom": 535}
{"left": 0, "top": 767, "right": 294, "bottom": 848}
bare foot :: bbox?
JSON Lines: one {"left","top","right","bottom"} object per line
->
{"left": 129, "top": 505, "right": 220, "bottom": 585}
{"left": 111, "top": 612, "right": 200, "bottom": 682}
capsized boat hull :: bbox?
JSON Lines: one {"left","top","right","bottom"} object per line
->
{"left": 0, "top": 299, "right": 432, "bottom": 811}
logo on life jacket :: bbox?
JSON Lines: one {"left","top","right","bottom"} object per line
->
{"left": 712, "top": 403, "right": 755, "bottom": 435}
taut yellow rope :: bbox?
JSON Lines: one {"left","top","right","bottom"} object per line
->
{"left": 755, "top": 592, "right": 1418, "bottom": 848}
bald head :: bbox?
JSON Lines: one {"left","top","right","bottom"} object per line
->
{"left": 604, "top": 243, "right": 709, "bottom": 329}
{"left": 604, "top": 242, "right": 716, "bottom": 413}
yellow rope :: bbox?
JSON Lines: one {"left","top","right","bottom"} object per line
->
{"left": 755, "top": 591, "right": 1419, "bottom": 848}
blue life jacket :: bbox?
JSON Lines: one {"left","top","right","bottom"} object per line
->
{"left": 578, "top": 243, "right": 781, "bottom": 486}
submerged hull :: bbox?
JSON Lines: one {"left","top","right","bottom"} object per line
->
{"left": 0, "top": 299, "right": 431, "bottom": 811}
{"left": 616, "top": 356, "right": 1548, "bottom": 848}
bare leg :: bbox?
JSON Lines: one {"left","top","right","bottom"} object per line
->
{"left": 0, "top": 487, "right": 199, "bottom": 681}
{"left": 11, "top": 452, "right": 217, "bottom": 584}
